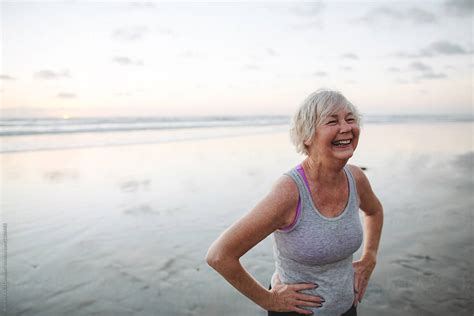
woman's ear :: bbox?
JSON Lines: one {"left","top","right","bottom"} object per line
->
{"left": 304, "top": 138, "right": 312, "bottom": 147}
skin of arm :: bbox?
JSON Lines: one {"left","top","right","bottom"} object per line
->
{"left": 205, "top": 175, "right": 320, "bottom": 313}
{"left": 348, "top": 164, "right": 384, "bottom": 304}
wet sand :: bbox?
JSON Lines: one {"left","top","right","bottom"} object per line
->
{"left": 1, "top": 122, "right": 473, "bottom": 315}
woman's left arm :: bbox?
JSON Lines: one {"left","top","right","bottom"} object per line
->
{"left": 348, "top": 165, "right": 384, "bottom": 306}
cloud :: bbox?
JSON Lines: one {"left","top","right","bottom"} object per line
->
{"left": 34, "top": 69, "right": 70, "bottom": 80}
{"left": 0, "top": 74, "right": 15, "bottom": 80}
{"left": 156, "top": 26, "right": 175, "bottom": 36}
{"left": 57, "top": 92, "right": 76, "bottom": 99}
{"left": 410, "top": 62, "right": 432, "bottom": 72}
{"left": 243, "top": 64, "right": 261, "bottom": 70}
{"left": 112, "top": 26, "right": 149, "bottom": 41}
{"left": 313, "top": 71, "right": 328, "bottom": 77}
{"left": 178, "top": 50, "right": 205, "bottom": 59}
{"left": 341, "top": 53, "right": 358, "bottom": 60}
{"left": 112, "top": 56, "right": 144, "bottom": 66}
{"left": 288, "top": 2, "right": 325, "bottom": 29}
{"left": 267, "top": 48, "right": 278, "bottom": 57}
{"left": 290, "top": 2, "right": 325, "bottom": 17}
{"left": 358, "top": 6, "right": 437, "bottom": 24}
{"left": 129, "top": 2, "right": 156, "bottom": 9}
{"left": 422, "top": 41, "right": 468, "bottom": 55}
{"left": 419, "top": 72, "right": 447, "bottom": 79}
{"left": 444, "top": 0, "right": 473, "bottom": 17}
{"left": 396, "top": 40, "right": 470, "bottom": 58}
{"left": 406, "top": 7, "right": 438, "bottom": 23}
{"left": 409, "top": 62, "right": 447, "bottom": 80}
{"left": 115, "top": 92, "right": 132, "bottom": 97}
{"left": 387, "top": 67, "right": 401, "bottom": 72}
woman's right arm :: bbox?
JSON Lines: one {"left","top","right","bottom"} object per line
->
{"left": 206, "top": 176, "right": 323, "bottom": 314}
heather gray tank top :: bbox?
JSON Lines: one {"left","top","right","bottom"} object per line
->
{"left": 271, "top": 165, "right": 363, "bottom": 315}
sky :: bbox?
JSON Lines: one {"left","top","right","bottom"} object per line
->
{"left": 0, "top": 0, "right": 473, "bottom": 118}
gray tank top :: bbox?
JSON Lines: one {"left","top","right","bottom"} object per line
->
{"left": 271, "top": 165, "right": 363, "bottom": 315}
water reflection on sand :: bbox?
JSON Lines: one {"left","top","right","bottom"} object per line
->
{"left": 1, "top": 122, "right": 473, "bottom": 315}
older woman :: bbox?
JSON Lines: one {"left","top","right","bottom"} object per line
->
{"left": 206, "top": 89, "right": 383, "bottom": 316}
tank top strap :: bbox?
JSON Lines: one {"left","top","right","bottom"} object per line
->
{"left": 343, "top": 165, "right": 360, "bottom": 209}
{"left": 284, "top": 167, "right": 312, "bottom": 202}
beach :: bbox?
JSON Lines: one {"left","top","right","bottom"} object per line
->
{"left": 1, "top": 119, "right": 472, "bottom": 315}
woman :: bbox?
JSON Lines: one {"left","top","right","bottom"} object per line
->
{"left": 206, "top": 89, "right": 383, "bottom": 316}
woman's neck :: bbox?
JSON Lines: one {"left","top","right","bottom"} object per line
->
{"left": 303, "top": 156, "right": 347, "bottom": 185}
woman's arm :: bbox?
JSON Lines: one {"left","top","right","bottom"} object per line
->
{"left": 206, "top": 176, "right": 323, "bottom": 314}
{"left": 348, "top": 165, "right": 384, "bottom": 304}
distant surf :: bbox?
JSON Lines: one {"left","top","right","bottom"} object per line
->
{"left": 0, "top": 115, "right": 471, "bottom": 153}
{"left": 0, "top": 114, "right": 471, "bottom": 137}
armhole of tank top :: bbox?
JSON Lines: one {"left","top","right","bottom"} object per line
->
{"left": 278, "top": 173, "right": 302, "bottom": 233}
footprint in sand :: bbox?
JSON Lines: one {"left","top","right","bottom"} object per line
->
{"left": 119, "top": 179, "right": 151, "bottom": 192}
{"left": 392, "top": 253, "right": 435, "bottom": 276}
{"left": 123, "top": 204, "right": 159, "bottom": 216}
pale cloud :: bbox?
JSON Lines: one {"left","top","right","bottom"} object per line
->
{"left": 156, "top": 26, "right": 175, "bottom": 36}
{"left": 57, "top": 92, "right": 76, "bottom": 99}
{"left": 340, "top": 53, "right": 359, "bottom": 60}
{"left": 443, "top": 0, "right": 473, "bottom": 17}
{"left": 387, "top": 67, "right": 401, "bottom": 73}
{"left": 419, "top": 72, "right": 447, "bottom": 79}
{"left": 267, "top": 48, "right": 278, "bottom": 57}
{"left": 422, "top": 41, "right": 469, "bottom": 55}
{"left": 396, "top": 40, "right": 470, "bottom": 58}
{"left": 0, "top": 74, "right": 15, "bottom": 80}
{"left": 178, "top": 50, "right": 205, "bottom": 59}
{"left": 112, "top": 26, "right": 149, "bottom": 41}
{"left": 410, "top": 62, "right": 432, "bottom": 72}
{"left": 243, "top": 64, "right": 261, "bottom": 71}
{"left": 129, "top": 2, "right": 156, "bottom": 9}
{"left": 358, "top": 6, "right": 437, "bottom": 24}
{"left": 112, "top": 56, "right": 144, "bottom": 66}
{"left": 115, "top": 92, "right": 132, "bottom": 97}
{"left": 290, "top": 2, "right": 325, "bottom": 17}
{"left": 34, "top": 70, "right": 70, "bottom": 80}
{"left": 288, "top": 2, "right": 326, "bottom": 29}
{"left": 313, "top": 71, "right": 328, "bottom": 77}
{"left": 409, "top": 62, "right": 447, "bottom": 80}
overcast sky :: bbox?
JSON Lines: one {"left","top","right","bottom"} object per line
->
{"left": 1, "top": 0, "right": 472, "bottom": 118}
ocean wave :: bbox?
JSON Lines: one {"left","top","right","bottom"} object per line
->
{"left": 0, "top": 116, "right": 291, "bottom": 137}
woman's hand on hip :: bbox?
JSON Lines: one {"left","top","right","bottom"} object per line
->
{"left": 268, "top": 274, "right": 323, "bottom": 315}
{"left": 352, "top": 255, "right": 376, "bottom": 306}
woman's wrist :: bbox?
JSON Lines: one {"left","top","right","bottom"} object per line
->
{"left": 260, "top": 289, "right": 276, "bottom": 311}
{"left": 361, "top": 251, "right": 377, "bottom": 264}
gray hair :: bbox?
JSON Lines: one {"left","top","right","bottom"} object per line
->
{"left": 289, "top": 89, "right": 361, "bottom": 155}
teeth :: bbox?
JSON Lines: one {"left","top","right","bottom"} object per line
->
{"left": 333, "top": 139, "right": 351, "bottom": 145}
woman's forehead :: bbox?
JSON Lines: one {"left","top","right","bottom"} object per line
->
{"left": 325, "top": 107, "right": 354, "bottom": 117}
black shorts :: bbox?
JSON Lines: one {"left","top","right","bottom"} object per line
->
{"left": 267, "top": 284, "right": 357, "bottom": 316}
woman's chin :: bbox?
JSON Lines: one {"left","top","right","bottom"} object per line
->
{"left": 331, "top": 147, "right": 355, "bottom": 159}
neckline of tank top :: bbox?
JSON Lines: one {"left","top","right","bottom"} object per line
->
{"left": 296, "top": 164, "right": 352, "bottom": 221}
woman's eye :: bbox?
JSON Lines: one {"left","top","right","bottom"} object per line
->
{"left": 347, "top": 118, "right": 355, "bottom": 122}
{"left": 327, "top": 120, "right": 337, "bottom": 125}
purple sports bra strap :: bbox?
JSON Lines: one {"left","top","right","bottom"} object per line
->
{"left": 279, "top": 164, "right": 308, "bottom": 232}
{"left": 296, "top": 164, "right": 311, "bottom": 192}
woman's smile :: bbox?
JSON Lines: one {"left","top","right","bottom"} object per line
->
{"left": 331, "top": 139, "right": 352, "bottom": 147}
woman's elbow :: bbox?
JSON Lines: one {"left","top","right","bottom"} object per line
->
{"left": 206, "top": 245, "right": 225, "bottom": 269}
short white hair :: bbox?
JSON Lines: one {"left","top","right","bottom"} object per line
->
{"left": 289, "top": 89, "right": 361, "bottom": 155}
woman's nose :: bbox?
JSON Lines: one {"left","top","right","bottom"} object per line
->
{"left": 340, "top": 121, "right": 352, "bottom": 133}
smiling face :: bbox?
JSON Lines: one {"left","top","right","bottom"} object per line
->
{"left": 306, "top": 108, "right": 360, "bottom": 161}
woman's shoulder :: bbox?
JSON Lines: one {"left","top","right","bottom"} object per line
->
{"left": 266, "top": 174, "right": 300, "bottom": 229}
{"left": 346, "top": 164, "right": 364, "bottom": 177}
{"left": 346, "top": 164, "right": 376, "bottom": 202}
{"left": 270, "top": 174, "right": 299, "bottom": 204}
